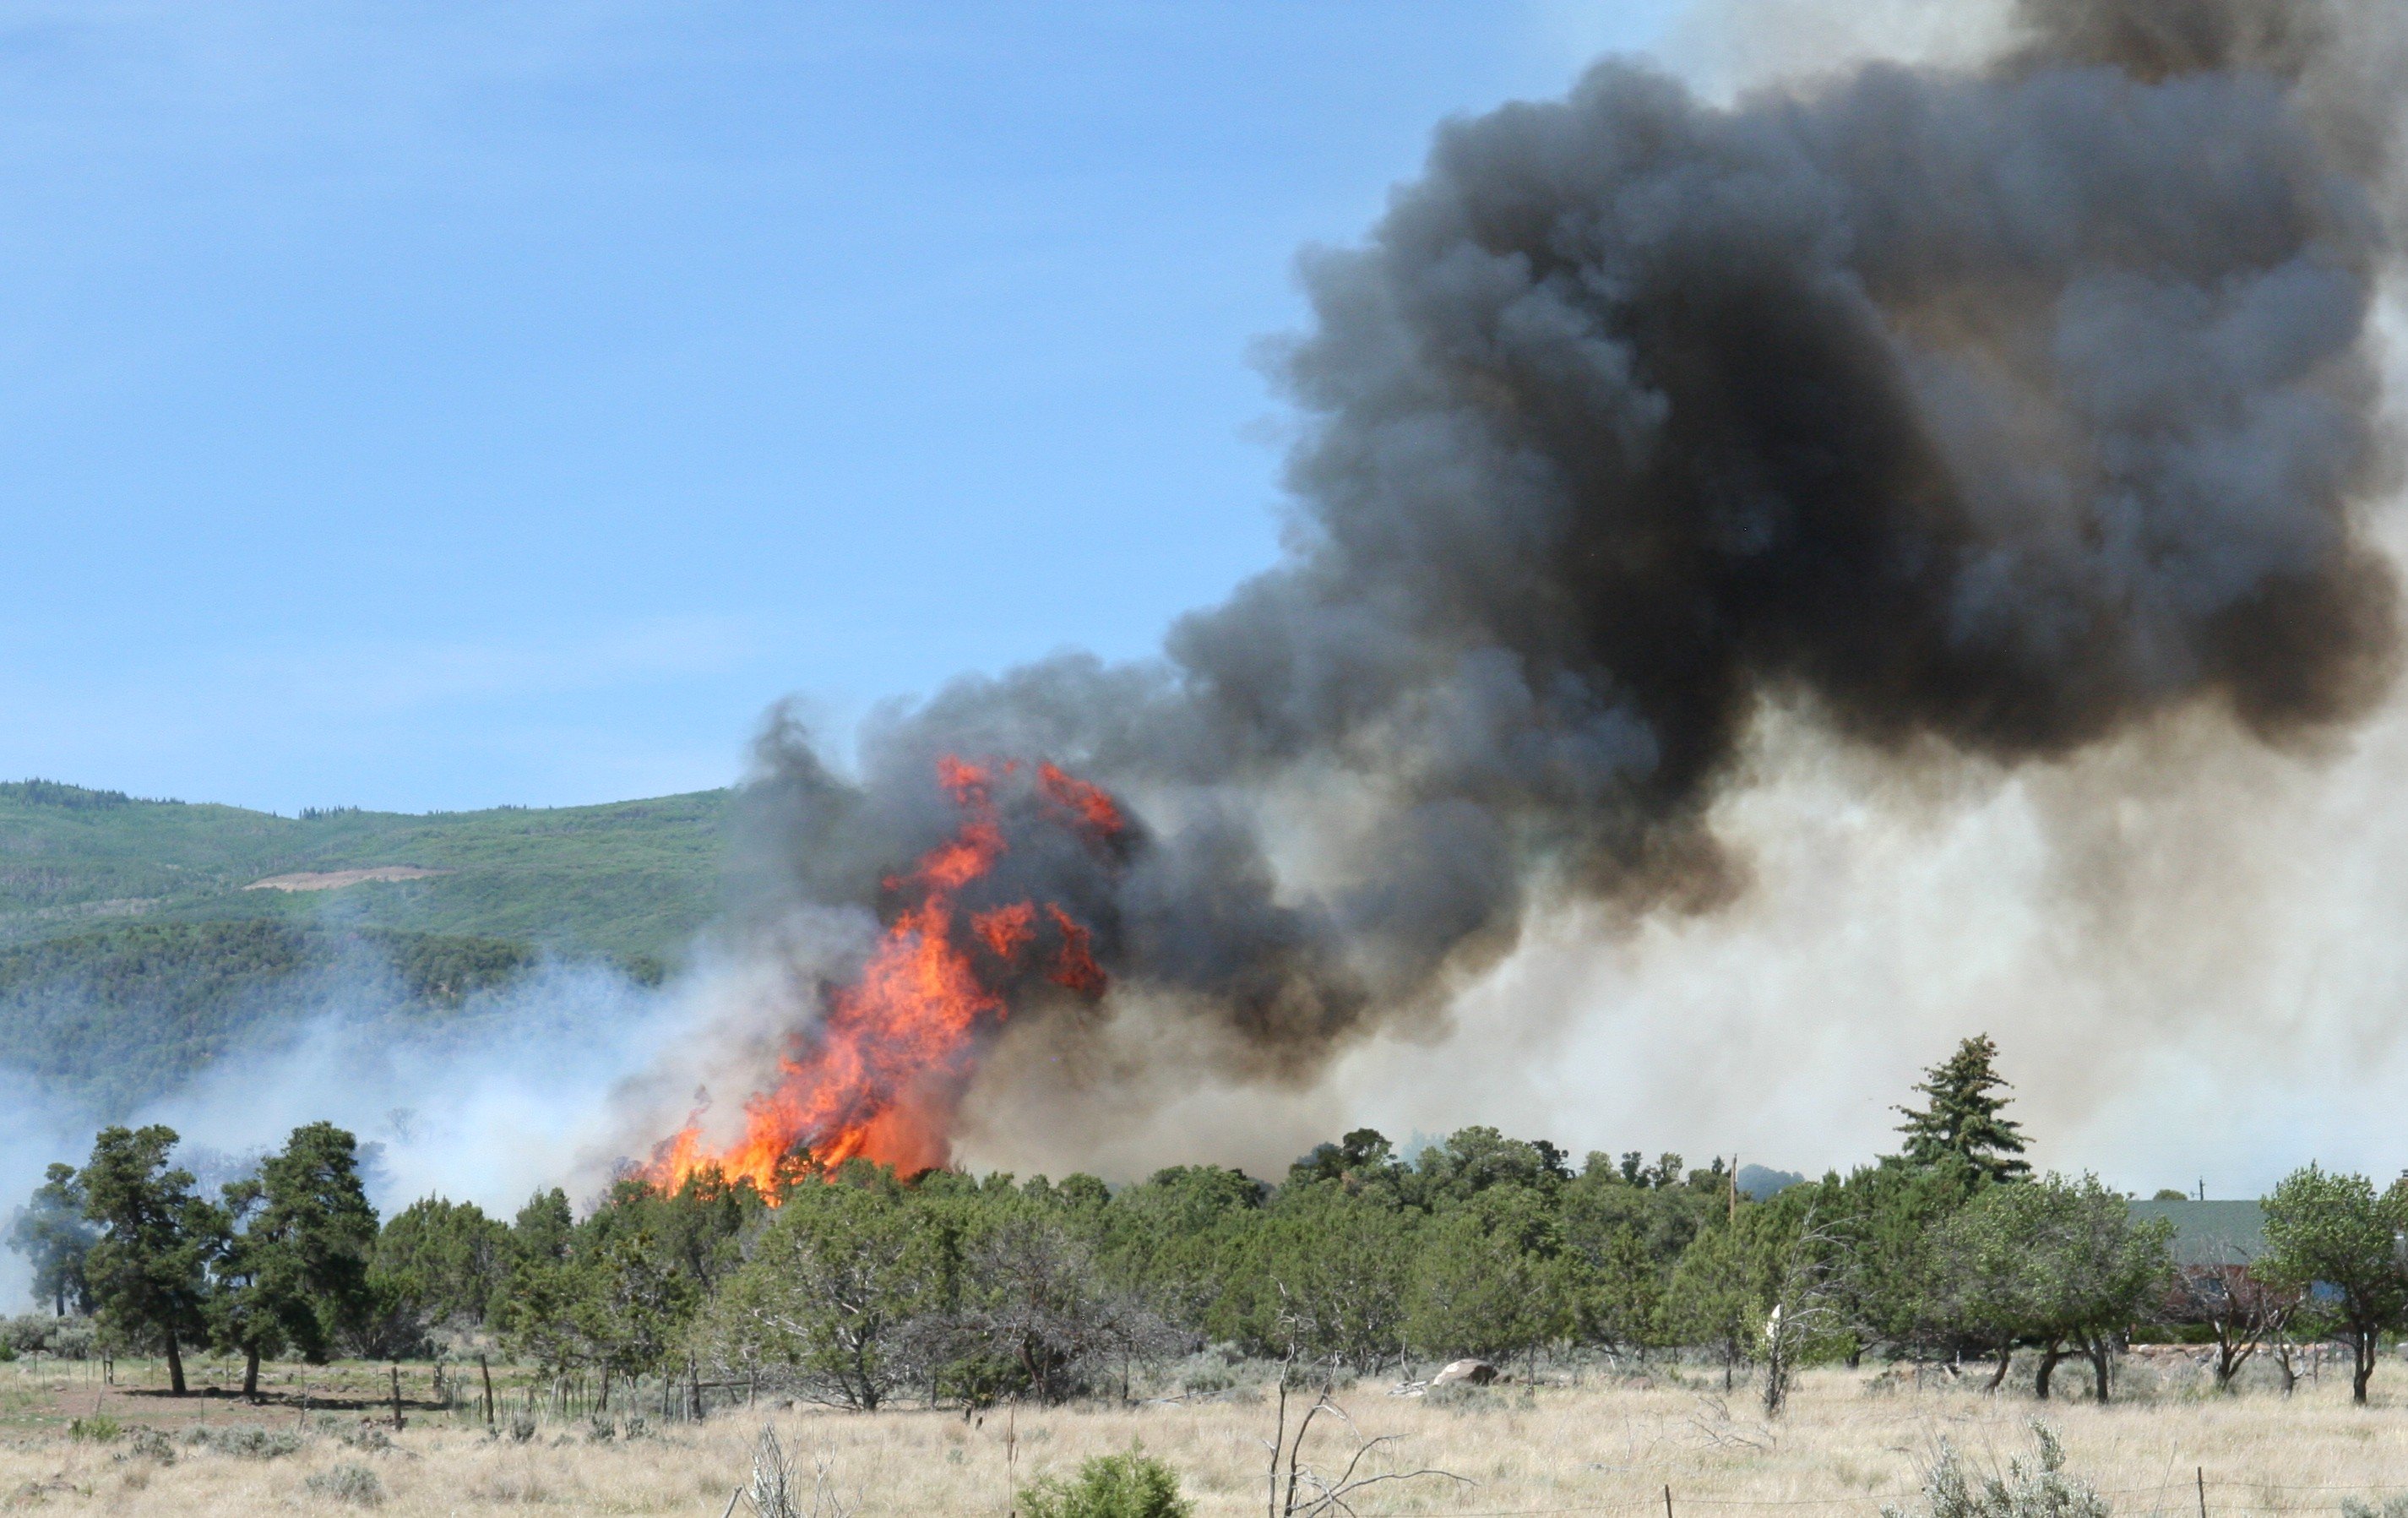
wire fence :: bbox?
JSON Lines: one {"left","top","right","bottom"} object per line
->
{"left": 1344, "top": 1475, "right": 2408, "bottom": 1518}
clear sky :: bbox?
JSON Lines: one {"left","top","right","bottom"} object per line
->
{"left": 0, "top": 2, "right": 1688, "bottom": 814}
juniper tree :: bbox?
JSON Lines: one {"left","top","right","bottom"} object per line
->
{"left": 79, "top": 1125, "right": 226, "bottom": 1395}
{"left": 1896, "top": 1035, "right": 2030, "bottom": 1183}
{"left": 7, "top": 1163, "right": 96, "bottom": 1316}
{"left": 212, "top": 1123, "right": 379, "bottom": 1397}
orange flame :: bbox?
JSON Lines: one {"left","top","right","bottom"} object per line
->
{"left": 642, "top": 755, "right": 1121, "bottom": 1200}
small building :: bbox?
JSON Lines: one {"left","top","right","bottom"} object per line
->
{"left": 2125, "top": 1199, "right": 2267, "bottom": 1267}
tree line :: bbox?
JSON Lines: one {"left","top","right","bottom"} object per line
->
{"left": 8, "top": 1034, "right": 2405, "bottom": 1412}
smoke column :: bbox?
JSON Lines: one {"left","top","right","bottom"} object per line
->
{"left": 702, "top": 0, "right": 2404, "bottom": 1171}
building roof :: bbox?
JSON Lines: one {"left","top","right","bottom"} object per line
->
{"left": 2126, "top": 1199, "right": 2267, "bottom": 1266}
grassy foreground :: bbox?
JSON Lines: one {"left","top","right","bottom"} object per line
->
{"left": 3, "top": 1361, "right": 2407, "bottom": 1516}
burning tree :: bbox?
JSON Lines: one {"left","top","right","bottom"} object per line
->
{"left": 645, "top": 757, "right": 1124, "bottom": 1194}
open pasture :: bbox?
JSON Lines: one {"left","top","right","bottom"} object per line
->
{"left": 0, "top": 1362, "right": 2402, "bottom": 1516}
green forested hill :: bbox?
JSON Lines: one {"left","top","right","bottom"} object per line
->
{"left": 0, "top": 780, "right": 731, "bottom": 963}
{"left": 0, "top": 921, "right": 544, "bottom": 1112}
{"left": 0, "top": 780, "right": 736, "bottom": 1114}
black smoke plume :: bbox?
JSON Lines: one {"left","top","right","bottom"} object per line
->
{"left": 739, "top": 0, "right": 2401, "bottom": 1087}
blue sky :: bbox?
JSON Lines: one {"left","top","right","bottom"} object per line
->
{"left": 0, "top": 2, "right": 1689, "bottom": 813}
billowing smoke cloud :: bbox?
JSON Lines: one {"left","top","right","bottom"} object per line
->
{"left": 732, "top": 0, "right": 2403, "bottom": 1122}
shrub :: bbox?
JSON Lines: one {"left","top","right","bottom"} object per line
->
{"left": 305, "top": 1462, "right": 387, "bottom": 1507}
{"left": 1019, "top": 1452, "right": 1193, "bottom": 1518}
{"left": 1168, "top": 1352, "right": 1232, "bottom": 1396}
{"left": 1, "top": 1315, "right": 95, "bottom": 1359}
{"left": 2340, "top": 1502, "right": 2408, "bottom": 1518}
{"left": 333, "top": 1423, "right": 394, "bottom": 1453}
{"left": 507, "top": 1413, "right": 537, "bottom": 1444}
{"left": 1421, "top": 1380, "right": 1500, "bottom": 1411}
{"left": 1883, "top": 1423, "right": 2107, "bottom": 1518}
{"left": 68, "top": 1413, "right": 120, "bottom": 1442}
{"left": 184, "top": 1424, "right": 306, "bottom": 1460}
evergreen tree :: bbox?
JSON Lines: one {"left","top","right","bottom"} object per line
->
{"left": 79, "top": 1125, "right": 226, "bottom": 1395}
{"left": 211, "top": 1123, "right": 379, "bottom": 1397}
{"left": 7, "top": 1163, "right": 97, "bottom": 1316}
{"left": 373, "top": 1196, "right": 511, "bottom": 1328}
{"left": 1895, "top": 1035, "right": 2030, "bottom": 1182}
{"left": 698, "top": 1173, "right": 946, "bottom": 1410}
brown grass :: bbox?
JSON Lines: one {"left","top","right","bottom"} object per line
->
{"left": 1, "top": 1357, "right": 2405, "bottom": 1516}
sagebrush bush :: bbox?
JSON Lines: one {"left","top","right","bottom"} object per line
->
{"left": 1883, "top": 1423, "right": 2107, "bottom": 1518}
{"left": 68, "top": 1413, "right": 120, "bottom": 1442}
{"left": 305, "top": 1461, "right": 387, "bottom": 1507}
{"left": 0, "top": 1314, "right": 95, "bottom": 1360}
{"left": 183, "top": 1424, "right": 306, "bottom": 1460}
{"left": 117, "top": 1427, "right": 175, "bottom": 1464}
{"left": 1019, "top": 1451, "right": 1193, "bottom": 1518}
{"left": 1170, "top": 1352, "right": 1233, "bottom": 1396}
{"left": 2340, "top": 1500, "right": 2408, "bottom": 1518}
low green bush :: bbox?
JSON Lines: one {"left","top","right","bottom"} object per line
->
{"left": 1019, "top": 1451, "right": 1193, "bottom": 1518}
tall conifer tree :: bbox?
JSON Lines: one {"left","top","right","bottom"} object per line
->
{"left": 1895, "top": 1035, "right": 2030, "bottom": 1183}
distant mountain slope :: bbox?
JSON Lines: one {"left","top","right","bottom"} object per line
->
{"left": 0, "top": 780, "right": 731, "bottom": 964}
{"left": 0, "top": 920, "right": 541, "bottom": 1113}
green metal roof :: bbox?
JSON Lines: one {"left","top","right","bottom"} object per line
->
{"left": 2126, "top": 1200, "right": 2267, "bottom": 1266}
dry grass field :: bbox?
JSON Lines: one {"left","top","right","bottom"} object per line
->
{"left": 0, "top": 1356, "right": 2403, "bottom": 1516}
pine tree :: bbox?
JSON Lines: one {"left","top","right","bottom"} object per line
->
{"left": 1895, "top": 1035, "right": 2030, "bottom": 1183}
{"left": 79, "top": 1125, "right": 226, "bottom": 1395}
{"left": 7, "top": 1163, "right": 96, "bottom": 1316}
{"left": 211, "top": 1123, "right": 379, "bottom": 1397}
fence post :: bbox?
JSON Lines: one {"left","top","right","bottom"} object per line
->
{"left": 389, "top": 1364, "right": 403, "bottom": 1430}
{"left": 1666, "top": 1486, "right": 1674, "bottom": 1518}
{"left": 2197, "top": 1467, "right": 2207, "bottom": 1518}
{"left": 479, "top": 1354, "right": 494, "bottom": 1429}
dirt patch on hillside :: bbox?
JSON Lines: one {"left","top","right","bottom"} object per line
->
{"left": 244, "top": 868, "right": 448, "bottom": 893}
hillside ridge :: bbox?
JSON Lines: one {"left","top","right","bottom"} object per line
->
{"left": 0, "top": 779, "right": 734, "bottom": 962}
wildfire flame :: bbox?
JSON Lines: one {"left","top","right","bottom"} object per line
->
{"left": 642, "top": 754, "right": 1122, "bottom": 1198}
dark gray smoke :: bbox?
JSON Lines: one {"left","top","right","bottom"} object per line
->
{"left": 741, "top": 0, "right": 2402, "bottom": 1090}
